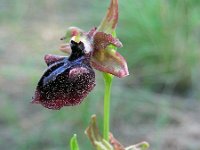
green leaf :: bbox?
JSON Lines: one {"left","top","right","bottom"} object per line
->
{"left": 70, "top": 134, "right": 80, "bottom": 150}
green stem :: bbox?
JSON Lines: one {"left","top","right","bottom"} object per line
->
{"left": 103, "top": 73, "right": 113, "bottom": 141}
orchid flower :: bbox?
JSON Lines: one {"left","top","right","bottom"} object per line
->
{"left": 32, "top": 0, "right": 129, "bottom": 110}
{"left": 32, "top": 40, "right": 95, "bottom": 109}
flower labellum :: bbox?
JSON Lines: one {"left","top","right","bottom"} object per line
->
{"left": 32, "top": 40, "right": 95, "bottom": 110}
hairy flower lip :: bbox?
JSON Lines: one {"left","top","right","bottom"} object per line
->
{"left": 32, "top": 41, "right": 96, "bottom": 110}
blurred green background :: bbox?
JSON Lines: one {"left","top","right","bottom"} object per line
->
{"left": 0, "top": 0, "right": 200, "bottom": 149}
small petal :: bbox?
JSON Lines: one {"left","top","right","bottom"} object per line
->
{"left": 44, "top": 54, "right": 66, "bottom": 66}
{"left": 91, "top": 48, "right": 129, "bottom": 78}
{"left": 59, "top": 43, "right": 71, "bottom": 54}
